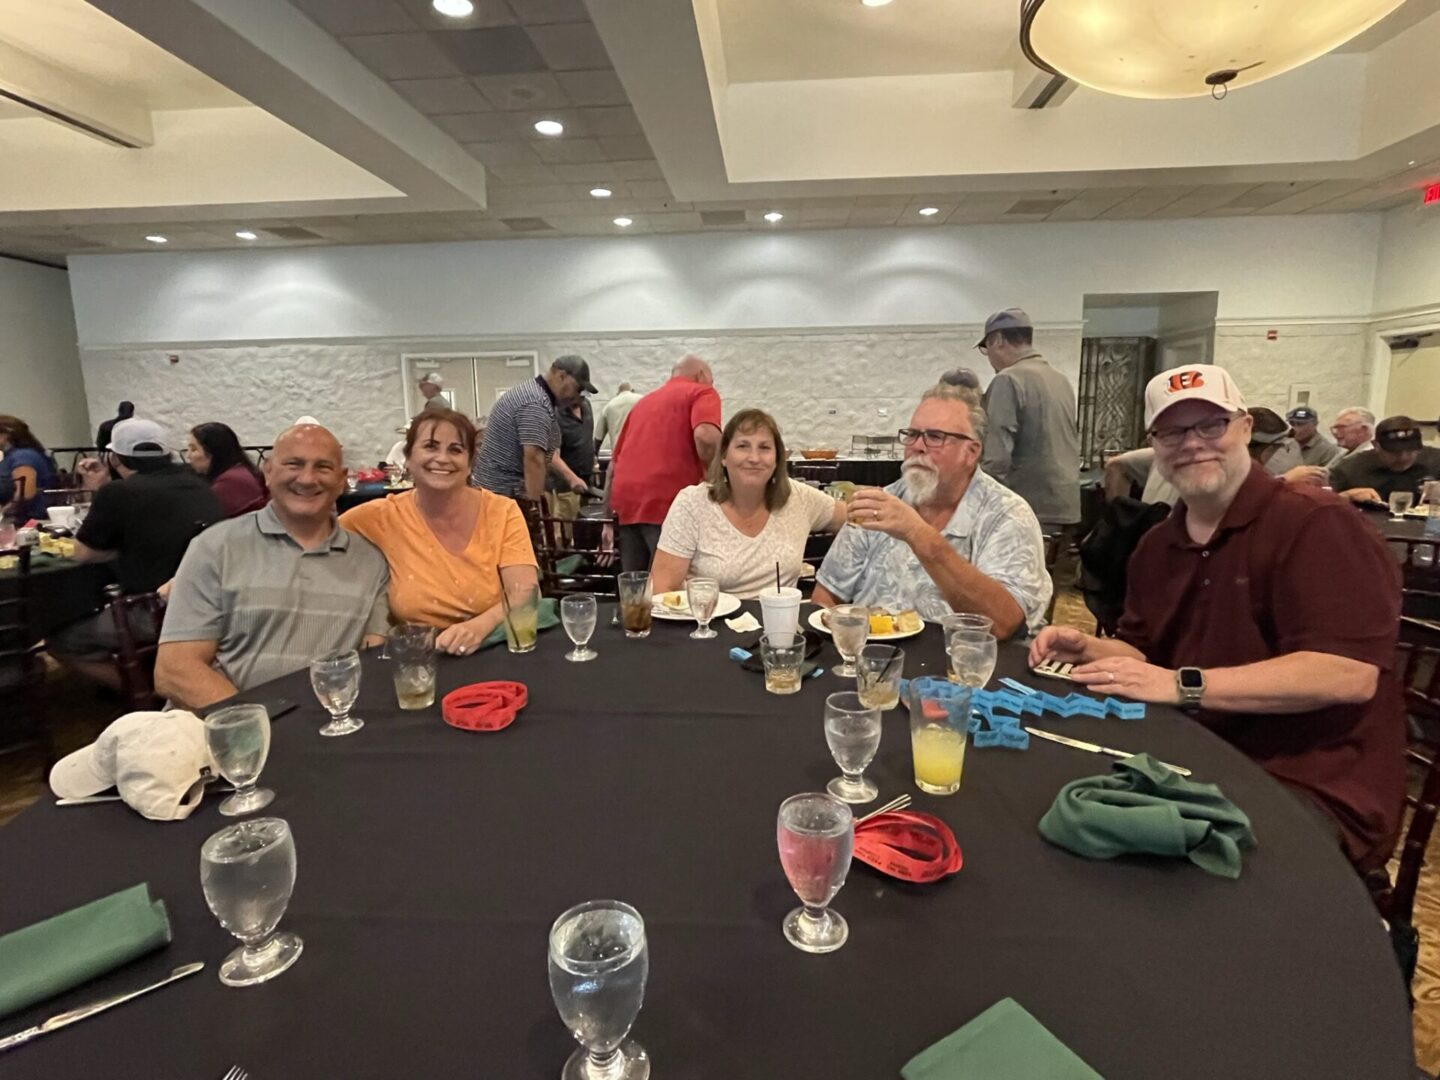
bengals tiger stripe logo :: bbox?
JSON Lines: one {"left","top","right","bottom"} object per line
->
{"left": 1167, "top": 371, "right": 1205, "bottom": 392}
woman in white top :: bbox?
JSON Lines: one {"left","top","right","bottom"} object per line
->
{"left": 651, "top": 408, "right": 847, "bottom": 599}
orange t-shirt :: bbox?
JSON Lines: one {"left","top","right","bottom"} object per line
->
{"left": 338, "top": 489, "right": 537, "bottom": 628}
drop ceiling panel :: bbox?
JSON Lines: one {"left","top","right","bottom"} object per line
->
{"left": 390, "top": 77, "right": 493, "bottom": 113}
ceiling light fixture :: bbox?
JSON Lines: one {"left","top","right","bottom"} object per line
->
{"left": 918, "top": 207, "right": 940, "bottom": 216}
{"left": 235, "top": 230, "right": 258, "bottom": 240}
{"left": 861, "top": 0, "right": 894, "bottom": 6}
{"left": 432, "top": 0, "right": 475, "bottom": 17}
{"left": 590, "top": 187, "right": 613, "bottom": 198}
{"left": 534, "top": 119, "right": 564, "bottom": 136}
{"left": 144, "top": 235, "right": 168, "bottom": 244}
{"left": 1020, "top": 0, "right": 1405, "bottom": 99}
{"left": 764, "top": 211, "right": 784, "bottom": 223}
{"left": 614, "top": 217, "right": 633, "bottom": 227}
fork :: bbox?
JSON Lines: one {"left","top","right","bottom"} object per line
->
{"left": 222, "top": 1067, "right": 249, "bottom": 1080}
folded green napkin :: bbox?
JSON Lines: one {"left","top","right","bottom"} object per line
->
{"left": 554, "top": 554, "right": 584, "bottom": 576}
{"left": 902, "top": 998, "right": 1105, "bottom": 1080}
{"left": 0, "top": 883, "right": 171, "bottom": 1019}
{"left": 1038, "top": 753, "right": 1256, "bottom": 878}
{"left": 480, "top": 597, "right": 560, "bottom": 650}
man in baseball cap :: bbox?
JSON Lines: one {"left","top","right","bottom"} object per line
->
{"left": 1329, "top": 415, "right": 1440, "bottom": 505}
{"left": 417, "top": 371, "right": 447, "bottom": 414}
{"left": 1284, "top": 405, "right": 1343, "bottom": 468}
{"left": 1030, "top": 363, "right": 1404, "bottom": 874}
{"left": 49, "top": 416, "right": 223, "bottom": 690}
{"left": 49, "top": 711, "right": 216, "bottom": 821}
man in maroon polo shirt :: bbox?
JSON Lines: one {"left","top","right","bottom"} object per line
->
{"left": 1031, "top": 364, "right": 1404, "bottom": 871}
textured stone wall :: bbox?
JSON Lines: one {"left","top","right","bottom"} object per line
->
{"left": 1214, "top": 322, "right": 1371, "bottom": 425}
{"left": 80, "top": 327, "right": 1083, "bottom": 465}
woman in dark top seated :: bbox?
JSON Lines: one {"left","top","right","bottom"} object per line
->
{"left": 185, "top": 422, "right": 268, "bottom": 518}
{"left": 0, "top": 414, "right": 58, "bottom": 525}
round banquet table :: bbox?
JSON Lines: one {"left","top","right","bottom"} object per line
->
{"left": 0, "top": 607, "right": 1414, "bottom": 1079}
{"left": 0, "top": 551, "right": 112, "bottom": 645}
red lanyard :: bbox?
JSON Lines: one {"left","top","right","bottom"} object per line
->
{"left": 442, "top": 682, "right": 528, "bottom": 732}
{"left": 854, "top": 811, "right": 964, "bottom": 883}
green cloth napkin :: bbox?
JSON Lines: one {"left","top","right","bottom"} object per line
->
{"left": 901, "top": 998, "right": 1105, "bottom": 1080}
{"left": 554, "top": 554, "right": 584, "bottom": 576}
{"left": 479, "top": 597, "right": 560, "bottom": 650}
{"left": 0, "top": 883, "right": 171, "bottom": 1020}
{"left": 1038, "top": 753, "right": 1256, "bottom": 879}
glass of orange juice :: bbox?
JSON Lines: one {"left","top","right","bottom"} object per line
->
{"left": 904, "top": 678, "right": 973, "bottom": 795}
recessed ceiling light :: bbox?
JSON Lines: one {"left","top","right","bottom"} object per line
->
{"left": 613, "top": 216, "right": 633, "bottom": 227}
{"left": 235, "top": 230, "right": 258, "bottom": 240}
{"left": 1409, "top": 160, "right": 1417, "bottom": 167}
{"left": 432, "top": 0, "right": 474, "bottom": 17}
{"left": 145, "top": 235, "right": 168, "bottom": 244}
{"left": 764, "top": 211, "right": 784, "bottom": 223}
{"left": 861, "top": 0, "right": 894, "bottom": 6}
{"left": 590, "top": 187, "right": 613, "bottom": 198}
{"left": 534, "top": 119, "right": 564, "bottom": 136}
{"left": 918, "top": 207, "right": 940, "bottom": 216}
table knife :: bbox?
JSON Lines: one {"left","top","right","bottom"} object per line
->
{"left": 1024, "top": 726, "right": 1192, "bottom": 777}
{"left": 0, "top": 962, "right": 204, "bottom": 1053}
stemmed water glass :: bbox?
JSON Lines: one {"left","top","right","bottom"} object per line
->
{"left": 309, "top": 651, "right": 364, "bottom": 737}
{"left": 686, "top": 577, "right": 719, "bottom": 639}
{"left": 824, "top": 692, "right": 881, "bottom": 804}
{"left": 200, "top": 817, "right": 303, "bottom": 987}
{"left": 776, "top": 793, "right": 854, "bottom": 954}
{"left": 203, "top": 704, "right": 274, "bottom": 816}
{"left": 548, "top": 899, "right": 651, "bottom": 1080}
{"left": 562, "top": 594, "right": 599, "bottom": 662}
{"left": 947, "top": 631, "right": 998, "bottom": 690}
{"left": 829, "top": 604, "right": 869, "bottom": 678}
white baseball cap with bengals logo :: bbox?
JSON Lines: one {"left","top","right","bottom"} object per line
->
{"left": 1143, "top": 364, "right": 1247, "bottom": 430}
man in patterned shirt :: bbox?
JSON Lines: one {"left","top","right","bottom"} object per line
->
{"left": 470, "top": 355, "right": 596, "bottom": 500}
{"left": 813, "top": 383, "right": 1052, "bottom": 639}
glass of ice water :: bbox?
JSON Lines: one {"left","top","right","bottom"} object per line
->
{"left": 548, "top": 899, "right": 651, "bottom": 1080}
{"left": 561, "top": 594, "right": 598, "bottom": 662}
{"left": 200, "top": 817, "right": 303, "bottom": 987}
{"left": 1390, "top": 490, "right": 1416, "bottom": 520}
{"left": 203, "top": 704, "right": 274, "bottom": 817}
{"left": 685, "top": 577, "right": 720, "bottom": 640}
{"left": 947, "top": 631, "right": 997, "bottom": 690}
{"left": 824, "top": 692, "right": 881, "bottom": 804}
{"left": 776, "top": 793, "right": 853, "bottom": 954}
{"left": 829, "top": 604, "right": 869, "bottom": 678}
{"left": 941, "top": 613, "right": 993, "bottom": 683}
{"left": 309, "top": 650, "right": 364, "bottom": 737}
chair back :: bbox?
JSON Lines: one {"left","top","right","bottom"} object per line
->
{"left": 0, "top": 546, "right": 46, "bottom": 750}
{"left": 104, "top": 583, "right": 166, "bottom": 711}
{"left": 517, "top": 498, "right": 620, "bottom": 598}
{"left": 1388, "top": 538, "right": 1440, "bottom": 621}
{"left": 41, "top": 487, "right": 92, "bottom": 507}
{"left": 791, "top": 461, "right": 839, "bottom": 485}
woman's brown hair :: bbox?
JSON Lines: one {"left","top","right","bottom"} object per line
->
{"left": 706, "top": 408, "right": 792, "bottom": 511}
{"left": 404, "top": 408, "right": 478, "bottom": 461}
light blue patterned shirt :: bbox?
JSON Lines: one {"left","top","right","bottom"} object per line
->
{"left": 816, "top": 469, "right": 1053, "bottom": 635}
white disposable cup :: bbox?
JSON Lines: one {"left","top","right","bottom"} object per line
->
{"left": 759, "top": 586, "right": 802, "bottom": 638}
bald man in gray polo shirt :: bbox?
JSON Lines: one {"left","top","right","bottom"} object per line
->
{"left": 156, "top": 424, "right": 391, "bottom": 710}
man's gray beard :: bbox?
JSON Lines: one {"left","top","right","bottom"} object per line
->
{"left": 903, "top": 464, "right": 940, "bottom": 506}
{"left": 1157, "top": 449, "right": 1243, "bottom": 500}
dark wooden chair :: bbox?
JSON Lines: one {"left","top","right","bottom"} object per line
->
{"left": 517, "top": 498, "right": 621, "bottom": 599}
{"left": 1388, "top": 538, "right": 1440, "bottom": 621}
{"left": 1043, "top": 530, "right": 1068, "bottom": 625}
{"left": 103, "top": 583, "right": 166, "bottom": 711}
{"left": 41, "top": 487, "right": 92, "bottom": 508}
{"left": 791, "top": 461, "right": 840, "bottom": 485}
{"left": 0, "top": 546, "right": 48, "bottom": 756}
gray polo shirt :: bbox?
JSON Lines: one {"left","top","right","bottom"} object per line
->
{"left": 981, "top": 352, "right": 1082, "bottom": 526}
{"left": 160, "top": 503, "right": 391, "bottom": 693}
{"left": 1297, "top": 433, "right": 1344, "bottom": 467}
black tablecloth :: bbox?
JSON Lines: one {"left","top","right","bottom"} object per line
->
{"left": 0, "top": 612, "right": 1412, "bottom": 1079}
{"left": 1364, "top": 508, "right": 1435, "bottom": 542}
{"left": 0, "top": 554, "right": 112, "bottom": 643}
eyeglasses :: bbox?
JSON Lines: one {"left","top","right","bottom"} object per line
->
{"left": 898, "top": 428, "right": 978, "bottom": 449}
{"left": 1148, "top": 414, "right": 1238, "bottom": 449}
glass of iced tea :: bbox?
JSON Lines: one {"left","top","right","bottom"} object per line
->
{"left": 617, "top": 571, "right": 653, "bottom": 639}
{"left": 760, "top": 631, "right": 806, "bottom": 695}
{"left": 386, "top": 624, "right": 437, "bottom": 710}
{"left": 502, "top": 581, "right": 541, "bottom": 654}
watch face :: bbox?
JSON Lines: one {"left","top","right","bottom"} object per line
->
{"left": 1179, "top": 668, "right": 1204, "bottom": 690}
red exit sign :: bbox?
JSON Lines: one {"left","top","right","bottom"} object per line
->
{"left": 1426, "top": 182, "right": 1440, "bottom": 206}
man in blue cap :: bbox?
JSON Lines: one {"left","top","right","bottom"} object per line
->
{"left": 1285, "top": 405, "right": 1343, "bottom": 468}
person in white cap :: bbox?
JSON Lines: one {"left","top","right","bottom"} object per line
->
{"left": 49, "top": 418, "right": 223, "bottom": 689}
{"left": 417, "top": 372, "right": 447, "bottom": 413}
{"left": 1030, "top": 363, "right": 1405, "bottom": 875}
{"left": 49, "top": 710, "right": 216, "bottom": 821}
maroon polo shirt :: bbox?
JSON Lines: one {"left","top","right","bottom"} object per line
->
{"left": 1117, "top": 462, "right": 1404, "bottom": 870}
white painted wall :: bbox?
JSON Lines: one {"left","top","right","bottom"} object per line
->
{"left": 0, "top": 257, "right": 89, "bottom": 448}
{"left": 1374, "top": 204, "right": 1440, "bottom": 318}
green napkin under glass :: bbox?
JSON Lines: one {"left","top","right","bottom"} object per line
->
{"left": 479, "top": 596, "right": 560, "bottom": 650}
{"left": 901, "top": 997, "right": 1105, "bottom": 1080}
{"left": 0, "top": 883, "right": 171, "bottom": 1020}
{"left": 1038, "top": 753, "right": 1256, "bottom": 879}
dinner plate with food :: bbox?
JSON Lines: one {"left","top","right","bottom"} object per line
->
{"left": 652, "top": 590, "right": 743, "bottom": 621}
{"left": 809, "top": 606, "right": 924, "bottom": 641}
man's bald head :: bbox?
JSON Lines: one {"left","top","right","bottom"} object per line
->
{"left": 673, "top": 355, "right": 714, "bottom": 386}
{"left": 273, "top": 423, "right": 343, "bottom": 460}
{"left": 265, "top": 424, "right": 346, "bottom": 528}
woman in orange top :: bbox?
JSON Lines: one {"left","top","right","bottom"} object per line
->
{"left": 339, "top": 408, "right": 538, "bottom": 656}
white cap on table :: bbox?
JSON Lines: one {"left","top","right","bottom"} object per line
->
{"left": 49, "top": 710, "right": 216, "bottom": 821}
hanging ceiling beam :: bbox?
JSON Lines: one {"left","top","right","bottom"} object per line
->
{"left": 0, "top": 38, "right": 153, "bottom": 148}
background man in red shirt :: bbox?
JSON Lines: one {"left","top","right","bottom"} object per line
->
{"left": 609, "top": 356, "right": 722, "bottom": 571}
{"left": 1030, "top": 364, "right": 1404, "bottom": 872}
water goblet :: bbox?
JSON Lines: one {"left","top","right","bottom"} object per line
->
{"left": 562, "top": 594, "right": 599, "bottom": 662}
{"left": 823, "top": 692, "right": 881, "bottom": 804}
{"left": 200, "top": 817, "right": 303, "bottom": 986}
{"left": 686, "top": 577, "right": 720, "bottom": 640}
{"left": 776, "top": 793, "right": 853, "bottom": 953}
{"left": 548, "top": 899, "right": 650, "bottom": 1080}
{"left": 203, "top": 704, "right": 274, "bottom": 816}
{"left": 309, "top": 650, "right": 364, "bottom": 737}
{"left": 828, "top": 604, "right": 869, "bottom": 678}
{"left": 947, "top": 631, "right": 998, "bottom": 691}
